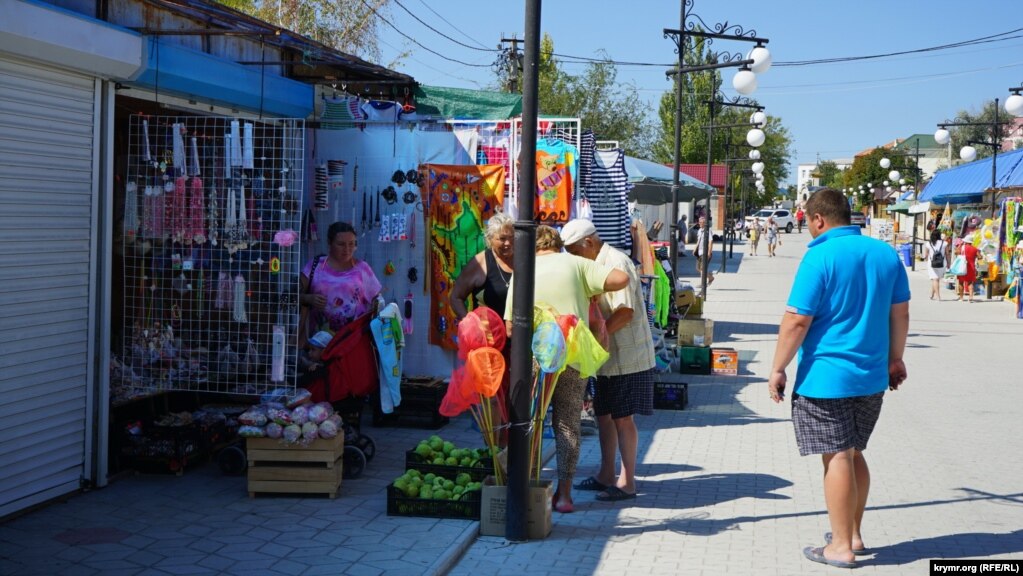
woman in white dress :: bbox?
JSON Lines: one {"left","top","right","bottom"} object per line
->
{"left": 923, "top": 229, "right": 948, "bottom": 300}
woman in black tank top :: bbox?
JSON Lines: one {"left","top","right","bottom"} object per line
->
{"left": 449, "top": 213, "right": 515, "bottom": 320}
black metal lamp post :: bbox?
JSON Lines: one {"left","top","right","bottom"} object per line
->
{"left": 664, "top": 0, "right": 770, "bottom": 300}
{"left": 880, "top": 139, "right": 924, "bottom": 270}
{"left": 935, "top": 97, "right": 1004, "bottom": 214}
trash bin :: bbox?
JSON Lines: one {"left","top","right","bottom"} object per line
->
{"left": 898, "top": 243, "right": 912, "bottom": 267}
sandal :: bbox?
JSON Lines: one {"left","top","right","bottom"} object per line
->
{"left": 825, "top": 532, "right": 870, "bottom": 555}
{"left": 803, "top": 546, "right": 856, "bottom": 569}
{"left": 552, "top": 490, "right": 574, "bottom": 513}
{"left": 595, "top": 486, "right": 637, "bottom": 502}
{"left": 573, "top": 476, "right": 609, "bottom": 491}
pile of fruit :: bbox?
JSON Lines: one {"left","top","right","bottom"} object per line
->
{"left": 392, "top": 469, "right": 482, "bottom": 501}
{"left": 410, "top": 435, "right": 490, "bottom": 468}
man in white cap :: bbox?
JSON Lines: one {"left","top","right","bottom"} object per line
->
{"left": 560, "top": 219, "right": 656, "bottom": 502}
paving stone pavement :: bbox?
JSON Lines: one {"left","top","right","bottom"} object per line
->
{"left": 2, "top": 230, "right": 1020, "bottom": 576}
{"left": 449, "top": 230, "right": 1023, "bottom": 575}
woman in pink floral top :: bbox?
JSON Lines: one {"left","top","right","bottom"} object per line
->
{"left": 300, "top": 222, "right": 381, "bottom": 343}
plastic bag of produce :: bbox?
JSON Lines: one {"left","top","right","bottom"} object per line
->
{"left": 238, "top": 425, "right": 266, "bottom": 438}
{"left": 264, "top": 422, "right": 283, "bottom": 439}
{"left": 318, "top": 419, "right": 339, "bottom": 439}
{"left": 238, "top": 408, "right": 267, "bottom": 427}
{"left": 267, "top": 408, "right": 292, "bottom": 426}
{"left": 291, "top": 405, "right": 309, "bottom": 426}
{"left": 301, "top": 421, "right": 319, "bottom": 441}
{"left": 327, "top": 413, "right": 343, "bottom": 428}
{"left": 308, "top": 403, "right": 331, "bottom": 424}
{"left": 285, "top": 388, "right": 312, "bottom": 408}
{"left": 282, "top": 424, "right": 302, "bottom": 443}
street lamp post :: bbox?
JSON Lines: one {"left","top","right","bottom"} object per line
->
{"left": 934, "top": 97, "right": 1003, "bottom": 214}
{"left": 880, "top": 138, "right": 924, "bottom": 271}
{"left": 664, "top": 0, "right": 770, "bottom": 300}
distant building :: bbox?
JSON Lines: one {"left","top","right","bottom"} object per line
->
{"left": 796, "top": 158, "right": 852, "bottom": 200}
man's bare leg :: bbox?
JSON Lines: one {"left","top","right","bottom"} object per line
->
{"left": 614, "top": 415, "right": 639, "bottom": 494}
{"left": 595, "top": 414, "right": 618, "bottom": 486}
{"left": 821, "top": 449, "right": 857, "bottom": 564}
{"left": 851, "top": 450, "right": 870, "bottom": 552}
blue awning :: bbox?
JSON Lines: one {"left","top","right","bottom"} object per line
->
{"left": 128, "top": 37, "right": 313, "bottom": 118}
{"left": 919, "top": 148, "right": 1023, "bottom": 204}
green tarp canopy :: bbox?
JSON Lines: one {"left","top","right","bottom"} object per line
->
{"left": 886, "top": 201, "right": 912, "bottom": 214}
{"left": 414, "top": 85, "right": 522, "bottom": 120}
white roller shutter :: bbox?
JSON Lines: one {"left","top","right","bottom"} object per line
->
{"left": 0, "top": 55, "right": 98, "bottom": 517}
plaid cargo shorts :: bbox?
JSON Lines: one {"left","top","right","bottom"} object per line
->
{"left": 792, "top": 391, "right": 884, "bottom": 456}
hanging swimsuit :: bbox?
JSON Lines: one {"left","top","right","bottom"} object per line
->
{"left": 481, "top": 249, "right": 510, "bottom": 319}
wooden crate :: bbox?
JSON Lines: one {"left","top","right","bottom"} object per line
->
{"left": 246, "top": 433, "right": 344, "bottom": 498}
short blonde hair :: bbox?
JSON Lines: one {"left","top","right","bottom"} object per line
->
{"left": 535, "top": 225, "right": 564, "bottom": 252}
{"left": 484, "top": 212, "right": 515, "bottom": 248}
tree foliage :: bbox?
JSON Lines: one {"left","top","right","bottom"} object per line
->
{"left": 942, "top": 99, "right": 1013, "bottom": 161}
{"left": 501, "top": 34, "right": 653, "bottom": 157}
{"left": 216, "top": 0, "right": 388, "bottom": 62}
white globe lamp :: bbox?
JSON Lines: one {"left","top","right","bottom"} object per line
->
{"left": 880, "top": 157, "right": 891, "bottom": 169}
{"left": 746, "top": 128, "right": 766, "bottom": 147}
{"left": 749, "top": 149, "right": 761, "bottom": 160}
{"left": 934, "top": 128, "right": 951, "bottom": 145}
{"left": 751, "top": 161, "right": 765, "bottom": 174}
{"left": 1005, "top": 93, "right": 1023, "bottom": 117}
{"left": 748, "top": 46, "right": 772, "bottom": 74}
{"left": 750, "top": 111, "right": 767, "bottom": 127}
{"left": 733, "top": 68, "right": 758, "bottom": 95}
{"left": 888, "top": 170, "right": 900, "bottom": 182}
{"left": 960, "top": 146, "right": 977, "bottom": 162}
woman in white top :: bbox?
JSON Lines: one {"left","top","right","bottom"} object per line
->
{"left": 924, "top": 229, "right": 948, "bottom": 300}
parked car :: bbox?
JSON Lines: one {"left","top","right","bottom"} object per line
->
{"left": 850, "top": 211, "right": 867, "bottom": 228}
{"left": 745, "top": 208, "right": 795, "bottom": 233}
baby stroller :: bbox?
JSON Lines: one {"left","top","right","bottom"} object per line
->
{"left": 302, "top": 312, "right": 379, "bottom": 479}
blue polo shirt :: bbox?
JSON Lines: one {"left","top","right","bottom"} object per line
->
{"left": 787, "top": 226, "right": 910, "bottom": 398}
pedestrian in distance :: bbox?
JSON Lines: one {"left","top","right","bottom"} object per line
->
{"left": 748, "top": 219, "right": 761, "bottom": 256}
{"left": 693, "top": 216, "right": 715, "bottom": 284}
{"left": 954, "top": 233, "right": 980, "bottom": 303}
{"left": 765, "top": 216, "right": 781, "bottom": 257}
{"left": 923, "top": 229, "right": 948, "bottom": 301}
{"left": 768, "top": 188, "right": 910, "bottom": 570}
{"left": 560, "top": 219, "right": 657, "bottom": 504}
{"left": 796, "top": 207, "right": 806, "bottom": 233}
{"left": 675, "top": 215, "right": 688, "bottom": 258}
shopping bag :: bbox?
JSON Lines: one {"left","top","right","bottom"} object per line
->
{"left": 948, "top": 255, "right": 967, "bottom": 276}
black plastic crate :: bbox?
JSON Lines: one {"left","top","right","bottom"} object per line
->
{"left": 386, "top": 483, "right": 481, "bottom": 519}
{"left": 654, "top": 381, "right": 688, "bottom": 410}
{"left": 372, "top": 377, "right": 449, "bottom": 429}
{"left": 404, "top": 450, "right": 495, "bottom": 482}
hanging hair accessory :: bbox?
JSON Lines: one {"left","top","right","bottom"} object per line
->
{"left": 232, "top": 274, "right": 248, "bottom": 323}
{"left": 402, "top": 292, "right": 414, "bottom": 335}
{"left": 215, "top": 271, "right": 232, "bottom": 309}
{"left": 383, "top": 261, "right": 396, "bottom": 276}
{"left": 124, "top": 182, "right": 140, "bottom": 239}
{"left": 391, "top": 169, "right": 406, "bottom": 186}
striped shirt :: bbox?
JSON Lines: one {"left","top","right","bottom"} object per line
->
{"left": 587, "top": 149, "right": 632, "bottom": 252}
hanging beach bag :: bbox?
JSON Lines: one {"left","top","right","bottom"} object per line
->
{"left": 948, "top": 247, "right": 968, "bottom": 277}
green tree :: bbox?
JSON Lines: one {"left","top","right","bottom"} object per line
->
{"left": 942, "top": 99, "right": 1013, "bottom": 161}
{"left": 215, "top": 0, "right": 388, "bottom": 62}
{"left": 506, "top": 34, "right": 652, "bottom": 157}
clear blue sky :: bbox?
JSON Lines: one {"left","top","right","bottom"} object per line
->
{"left": 376, "top": 0, "right": 1023, "bottom": 185}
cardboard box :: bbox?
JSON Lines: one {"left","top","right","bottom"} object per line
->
{"left": 674, "top": 287, "right": 697, "bottom": 308}
{"left": 676, "top": 346, "right": 711, "bottom": 375}
{"left": 711, "top": 348, "right": 739, "bottom": 376}
{"left": 677, "top": 318, "right": 714, "bottom": 347}
{"left": 479, "top": 478, "right": 552, "bottom": 540}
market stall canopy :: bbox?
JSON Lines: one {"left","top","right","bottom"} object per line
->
{"left": 919, "top": 148, "right": 1023, "bottom": 204}
{"left": 414, "top": 86, "right": 522, "bottom": 120}
{"left": 625, "top": 156, "right": 715, "bottom": 205}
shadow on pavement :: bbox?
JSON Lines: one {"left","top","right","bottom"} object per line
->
{"left": 867, "top": 529, "right": 1023, "bottom": 566}
{"left": 637, "top": 473, "right": 792, "bottom": 510}
{"left": 714, "top": 320, "right": 780, "bottom": 339}
{"left": 655, "top": 375, "right": 787, "bottom": 429}
{"left": 633, "top": 462, "right": 703, "bottom": 476}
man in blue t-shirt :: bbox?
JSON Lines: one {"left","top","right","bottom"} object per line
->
{"left": 768, "top": 188, "right": 910, "bottom": 570}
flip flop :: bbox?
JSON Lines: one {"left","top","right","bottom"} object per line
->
{"left": 573, "top": 476, "right": 609, "bottom": 491}
{"left": 595, "top": 486, "right": 637, "bottom": 502}
{"left": 803, "top": 546, "right": 857, "bottom": 569}
{"left": 825, "top": 532, "right": 871, "bottom": 555}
